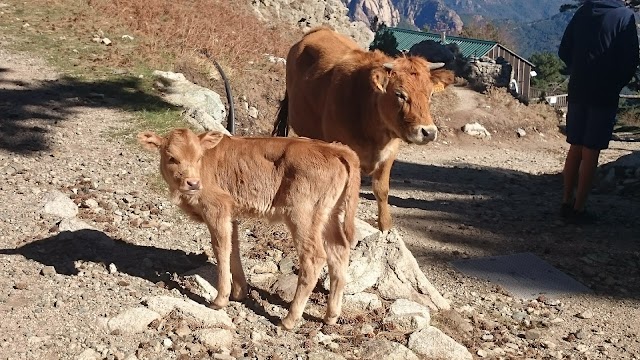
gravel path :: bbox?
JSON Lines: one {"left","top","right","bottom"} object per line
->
{"left": 1, "top": 44, "right": 639, "bottom": 360}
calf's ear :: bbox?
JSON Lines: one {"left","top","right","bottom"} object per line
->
{"left": 199, "top": 131, "right": 224, "bottom": 150}
{"left": 137, "top": 131, "right": 164, "bottom": 151}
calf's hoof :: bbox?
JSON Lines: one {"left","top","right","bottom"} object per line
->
{"left": 377, "top": 217, "right": 393, "bottom": 232}
{"left": 209, "top": 296, "right": 230, "bottom": 310}
{"left": 230, "top": 286, "right": 248, "bottom": 302}
{"left": 279, "top": 315, "right": 298, "bottom": 330}
{"left": 323, "top": 314, "right": 339, "bottom": 326}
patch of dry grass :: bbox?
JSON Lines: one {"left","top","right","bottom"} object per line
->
{"left": 1, "top": 0, "right": 300, "bottom": 135}
{"left": 483, "top": 86, "right": 561, "bottom": 133}
{"left": 87, "top": 0, "right": 296, "bottom": 71}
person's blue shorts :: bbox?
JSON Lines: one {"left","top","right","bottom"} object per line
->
{"left": 565, "top": 103, "right": 617, "bottom": 150}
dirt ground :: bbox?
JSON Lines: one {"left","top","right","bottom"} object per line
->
{"left": 1, "top": 41, "right": 639, "bottom": 360}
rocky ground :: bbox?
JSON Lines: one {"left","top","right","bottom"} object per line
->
{"left": 1, "top": 40, "right": 640, "bottom": 360}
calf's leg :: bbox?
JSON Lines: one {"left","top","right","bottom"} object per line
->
{"left": 206, "top": 215, "right": 234, "bottom": 309}
{"left": 230, "top": 220, "right": 248, "bottom": 301}
{"left": 280, "top": 219, "right": 327, "bottom": 330}
{"left": 323, "top": 215, "right": 350, "bottom": 325}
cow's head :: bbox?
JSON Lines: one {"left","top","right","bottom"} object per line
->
{"left": 137, "top": 128, "right": 223, "bottom": 196}
{"left": 371, "top": 56, "right": 454, "bottom": 144}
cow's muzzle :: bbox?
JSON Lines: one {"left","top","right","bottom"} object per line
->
{"left": 407, "top": 124, "right": 438, "bottom": 144}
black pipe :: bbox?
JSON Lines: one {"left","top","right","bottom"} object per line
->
{"left": 200, "top": 49, "right": 235, "bottom": 135}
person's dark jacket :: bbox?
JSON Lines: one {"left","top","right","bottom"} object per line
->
{"left": 559, "top": 0, "right": 639, "bottom": 107}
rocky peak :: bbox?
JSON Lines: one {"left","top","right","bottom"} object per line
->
{"left": 342, "top": 0, "right": 401, "bottom": 27}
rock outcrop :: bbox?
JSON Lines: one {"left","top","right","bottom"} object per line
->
{"left": 250, "top": 0, "right": 374, "bottom": 49}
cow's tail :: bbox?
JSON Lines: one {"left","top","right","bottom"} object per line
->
{"left": 272, "top": 91, "right": 289, "bottom": 137}
{"left": 340, "top": 150, "right": 361, "bottom": 248}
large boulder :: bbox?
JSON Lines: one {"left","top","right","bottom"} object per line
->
{"left": 152, "top": 70, "right": 230, "bottom": 135}
{"left": 323, "top": 219, "right": 450, "bottom": 311}
{"left": 466, "top": 56, "right": 513, "bottom": 91}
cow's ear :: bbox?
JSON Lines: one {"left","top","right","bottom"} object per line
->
{"left": 199, "top": 131, "right": 224, "bottom": 150}
{"left": 430, "top": 69, "right": 455, "bottom": 89}
{"left": 137, "top": 131, "right": 164, "bottom": 151}
{"left": 371, "top": 67, "right": 390, "bottom": 93}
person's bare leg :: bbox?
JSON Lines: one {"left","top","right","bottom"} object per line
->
{"left": 573, "top": 147, "right": 600, "bottom": 211}
{"left": 562, "top": 144, "right": 583, "bottom": 204}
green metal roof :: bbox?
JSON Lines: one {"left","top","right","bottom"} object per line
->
{"left": 384, "top": 27, "right": 498, "bottom": 59}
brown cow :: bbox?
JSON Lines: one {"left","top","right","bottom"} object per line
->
{"left": 138, "top": 128, "right": 360, "bottom": 330}
{"left": 272, "top": 26, "right": 455, "bottom": 231}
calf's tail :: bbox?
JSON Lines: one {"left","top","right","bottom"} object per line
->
{"left": 271, "top": 92, "right": 289, "bottom": 137}
{"left": 341, "top": 151, "right": 361, "bottom": 248}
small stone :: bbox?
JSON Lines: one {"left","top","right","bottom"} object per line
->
{"left": 250, "top": 331, "right": 263, "bottom": 342}
{"left": 477, "top": 349, "right": 488, "bottom": 358}
{"left": 525, "top": 329, "right": 542, "bottom": 340}
{"left": 359, "top": 324, "right": 375, "bottom": 335}
{"left": 516, "top": 128, "right": 526, "bottom": 137}
{"left": 512, "top": 311, "right": 526, "bottom": 322}
{"left": 196, "top": 328, "right": 233, "bottom": 351}
{"left": 84, "top": 199, "right": 99, "bottom": 208}
{"left": 251, "top": 262, "right": 278, "bottom": 274}
{"left": 175, "top": 325, "right": 191, "bottom": 337}
{"left": 41, "top": 266, "right": 57, "bottom": 276}
{"left": 481, "top": 333, "right": 494, "bottom": 341}
{"left": 278, "top": 257, "right": 295, "bottom": 274}
{"left": 14, "top": 282, "right": 28, "bottom": 290}
{"left": 163, "top": 338, "right": 173, "bottom": 348}
{"left": 576, "top": 310, "right": 594, "bottom": 319}
{"left": 108, "top": 263, "right": 118, "bottom": 274}
{"left": 248, "top": 106, "right": 258, "bottom": 119}
{"left": 550, "top": 317, "right": 565, "bottom": 324}
{"left": 575, "top": 329, "right": 586, "bottom": 339}
{"left": 576, "top": 344, "right": 589, "bottom": 352}
{"left": 101, "top": 37, "right": 112, "bottom": 45}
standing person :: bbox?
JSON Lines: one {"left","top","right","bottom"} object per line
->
{"left": 558, "top": 0, "right": 639, "bottom": 224}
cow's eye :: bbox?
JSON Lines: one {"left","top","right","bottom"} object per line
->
{"left": 395, "top": 90, "right": 409, "bottom": 102}
{"left": 167, "top": 156, "right": 179, "bottom": 165}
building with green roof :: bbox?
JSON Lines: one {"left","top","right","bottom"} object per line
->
{"left": 382, "top": 27, "right": 536, "bottom": 100}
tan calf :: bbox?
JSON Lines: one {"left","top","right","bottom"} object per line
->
{"left": 138, "top": 128, "right": 360, "bottom": 329}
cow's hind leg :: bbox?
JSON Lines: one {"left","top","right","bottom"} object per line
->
{"left": 280, "top": 215, "right": 327, "bottom": 330}
{"left": 230, "top": 220, "right": 248, "bottom": 301}
{"left": 323, "top": 213, "right": 350, "bottom": 325}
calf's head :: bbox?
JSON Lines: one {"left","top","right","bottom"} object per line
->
{"left": 371, "top": 55, "right": 454, "bottom": 145}
{"left": 137, "top": 128, "right": 224, "bottom": 195}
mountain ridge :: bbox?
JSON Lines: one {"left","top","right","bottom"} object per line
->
{"left": 343, "top": 0, "right": 573, "bottom": 56}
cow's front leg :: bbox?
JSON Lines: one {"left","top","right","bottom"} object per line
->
{"left": 372, "top": 156, "right": 397, "bottom": 232}
{"left": 205, "top": 212, "right": 234, "bottom": 309}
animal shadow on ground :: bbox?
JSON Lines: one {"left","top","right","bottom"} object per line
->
{"left": 0, "top": 229, "right": 324, "bottom": 326}
{"left": 0, "top": 229, "right": 209, "bottom": 301}
{"left": 0, "top": 73, "right": 178, "bottom": 154}
{"left": 361, "top": 159, "right": 640, "bottom": 300}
